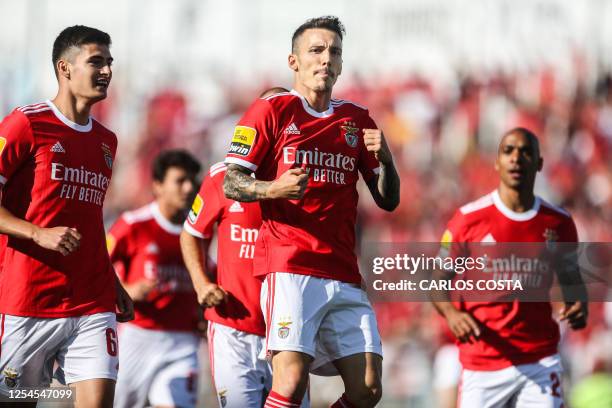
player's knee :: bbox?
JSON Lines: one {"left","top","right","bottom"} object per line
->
{"left": 273, "top": 359, "right": 310, "bottom": 399}
{"left": 346, "top": 379, "right": 382, "bottom": 407}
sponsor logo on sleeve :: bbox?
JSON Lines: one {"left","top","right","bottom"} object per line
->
{"left": 228, "top": 126, "right": 256, "bottom": 156}
{"left": 0, "top": 137, "right": 6, "bottom": 156}
{"left": 188, "top": 194, "right": 203, "bottom": 224}
{"left": 440, "top": 229, "right": 452, "bottom": 250}
{"left": 106, "top": 235, "right": 116, "bottom": 253}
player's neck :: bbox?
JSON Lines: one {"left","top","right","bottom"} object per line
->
{"left": 155, "top": 200, "right": 184, "bottom": 225}
{"left": 497, "top": 185, "right": 536, "bottom": 213}
{"left": 51, "top": 92, "right": 92, "bottom": 126}
{"left": 293, "top": 84, "right": 332, "bottom": 112}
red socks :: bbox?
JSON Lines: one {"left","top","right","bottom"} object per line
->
{"left": 264, "top": 390, "right": 302, "bottom": 408}
{"left": 330, "top": 393, "right": 357, "bottom": 408}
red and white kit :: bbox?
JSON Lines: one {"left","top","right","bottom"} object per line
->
{"left": 225, "top": 90, "right": 383, "bottom": 372}
{"left": 108, "top": 202, "right": 200, "bottom": 408}
{"left": 443, "top": 190, "right": 577, "bottom": 408}
{"left": 0, "top": 101, "right": 118, "bottom": 391}
{"left": 184, "top": 162, "right": 272, "bottom": 407}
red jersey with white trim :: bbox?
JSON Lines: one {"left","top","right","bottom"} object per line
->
{"left": 224, "top": 90, "right": 380, "bottom": 284}
{"left": 108, "top": 202, "right": 199, "bottom": 332}
{"left": 183, "top": 163, "right": 265, "bottom": 336}
{"left": 441, "top": 190, "right": 578, "bottom": 370}
{"left": 0, "top": 101, "right": 116, "bottom": 317}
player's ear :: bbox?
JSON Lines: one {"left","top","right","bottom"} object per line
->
{"left": 57, "top": 59, "right": 70, "bottom": 80}
{"left": 288, "top": 53, "right": 298, "bottom": 72}
{"left": 152, "top": 180, "right": 162, "bottom": 197}
{"left": 494, "top": 157, "right": 500, "bottom": 173}
{"left": 537, "top": 157, "right": 543, "bottom": 172}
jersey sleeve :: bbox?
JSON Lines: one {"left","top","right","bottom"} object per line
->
{"left": 224, "top": 98, "right": 277, "bottom": 172}
{"left": 358, "top": 114, "right": 382, "bottom": 183}
{"left": 183, "top": 171, "right": 224, "bottom": 239}
{"left": 0, "top": 110, "right": 35, "bottom": 185}
{"left": 559, "top": 215, "right": 578, "bottom": 242}
{"left": 107, "top": 216, "right": 133, "bottom": 281}
{"left": 439, "top": 210, "right": 469, "bottom": 259}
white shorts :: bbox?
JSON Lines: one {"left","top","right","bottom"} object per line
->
{"left": 433, "top": 343, "right": 461, "bottom": 390}
{"left": 459, "top": 354, "right": 564, "bottom": 408}
{"left": 208, "top": 321, "right": 272, "bottom": 408}
{"left": 261, "top": 272, "right": 383, "bottom": 376}
{"left": 114, "top": 323, "right": 199, "bottom": 408}
{"left": 0, "top": 312, "right": 118, "bottom": 395}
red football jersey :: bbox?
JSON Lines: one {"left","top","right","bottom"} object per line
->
{"left": 0, "top": 101, "right": 116, "bottom": 317}
{"left": 183, "top": 162, "right": 265, "bottom": 336}
{"left": 442, "top": 190, "right": 578, "bottom": 370}
{"left": 108, "top": 202, "right": 199, "bottom": 332}
{"left": 224, "top": 90, "right": 380, "bottom": 284}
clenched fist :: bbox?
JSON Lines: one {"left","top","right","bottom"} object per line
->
{"left": 268, "top": 168, "right": 308, "bottom": 200}
{"left": 32, "top": 226, "right": 82, "bottom": 256}
{"left": 363, "top": 129, "right": 392, "bottom": 165}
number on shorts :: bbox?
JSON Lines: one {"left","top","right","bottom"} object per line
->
{"left": 105, "top": 328, "right": 118, "bottom": 356}
{"left": 550, "top": 372, "right": 561, "bottom": 397}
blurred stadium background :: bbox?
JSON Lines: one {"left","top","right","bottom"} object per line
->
{"left": 2, "top": 0, "right": 611, "bottom": 406}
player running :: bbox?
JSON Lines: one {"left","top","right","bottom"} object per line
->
{"left": 0, "top": 25, "right": 133, "bottom": 407}
{"left": 432, "top": 127, "right": 588, "bottom": 408}
{"left": 223, "top": 17, "right": 400, "bottom": 408}
{"left": 108, "top": 150, "right": 202, "bottom": 408}
{"left": 181, "top": 87, "right": 303, "bottom": 408}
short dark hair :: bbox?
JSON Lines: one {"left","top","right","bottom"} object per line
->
{"left": 291, "top": 16, "right": 345, "bottom": 52}
{"left": 152, "top": 149, "right": 201, "bottom": 182}
{"left": 259, "top": 87, "right": 289, "bottom": 98}
{"left": 501, "top": 127, "right": 541, "bottom": 157}
{"left": 52, "top": 25, "right": 111, "bottom": 77}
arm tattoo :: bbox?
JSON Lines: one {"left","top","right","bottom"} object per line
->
{"left": 367, "top": 162, "right": 400, "bottom": 211}
{"left": 223, "top": 164, "right": 272, "bottom": 202}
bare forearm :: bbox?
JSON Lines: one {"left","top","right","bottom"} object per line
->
{"left": 377, "top": 161, "right": 400, "bottom": 210}
{"left": 223, "top": 167, "right": 274, "bottom": 202}
{"left": 180, "top": 231, "right": 212, "bottom": 287}
{"left": 0, "top": 206, "right": 37, "bottom": 240}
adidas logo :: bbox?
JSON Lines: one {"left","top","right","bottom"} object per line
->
{"left": 50, "top": 141, "right": 65, "bottom": 153}
{"left": 283, "top": 123, "right": 300, "bottom": 135}
{"left": 229, "top": 201, "right": 244, "bottom": 213}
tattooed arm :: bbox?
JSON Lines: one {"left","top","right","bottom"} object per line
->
{"left": 363, "top": 129, "right": 400, "bottom": 211}
{"left": 223, "top": 163, "right": 308, "bottom": 202}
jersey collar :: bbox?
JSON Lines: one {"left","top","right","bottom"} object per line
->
{"left": 492, "top": 190, "right": 540, "bottom": 222}
{"left": 290, "top": 89, "right": 334, "bottom": 118}
{"left": 46, "top": 100, "right": 93, "bottom": 132}
{"left": 150, "top": 202, "right": 184, "bottom": 235}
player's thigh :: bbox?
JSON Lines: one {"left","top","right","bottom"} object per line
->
{"left": 209, "top": 322, "right": 271, "bottom": 408}
{"left": 262, "top": 273, "right": 330, "bottom": 357}
{"left": 333, "top": 352, "right": 382, "bottom": 395}
{"left": 57, "top": 313, "right": 118, "bottom": 386}
{"left": 72, "top": 378, "right": 115, "bottom": 408}
{"left": 0, "top": 314, "right": 65, "bottom": 394}
{"left": 147, "top": 353, "right": 198, "bottom": 408}
{"left": 459, "top": 367, "right": 520, "bottom": 408}
{"left": 514, "top": 356, "right": 564, "bottom": 408}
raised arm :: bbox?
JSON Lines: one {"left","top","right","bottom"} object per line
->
{"left": 363, "top": 129, "right": 400, "bottom": 211}
{"left": 223, "top": 163, "right": 308, "bottom": 202}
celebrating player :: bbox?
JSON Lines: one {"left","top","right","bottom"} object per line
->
{"left": 432, "top": 127, "right": 588, "bottom": 408}
{"left": 223, "top": 17, "right": 400, "bottom": 408}
{"left": 0, "top": 25, "right": 133, "bottom": 407}
{"left": 109, "top": 150, "right": 202, "bottom": 408}
{"left": 180, "top": 87, "right": 301, "bottom": 408}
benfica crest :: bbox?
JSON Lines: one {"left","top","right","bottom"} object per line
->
{"left": 3, "top": 367, "right": 18, "bottom": 388}
{"left": 278, "top": 319, "right": 292, "bottom": 339}
{"left": 341, "top": 121, "right": 359, "bottom": 148}
{"left": 101, "top": 143, "right": 113, "bottom": 169}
